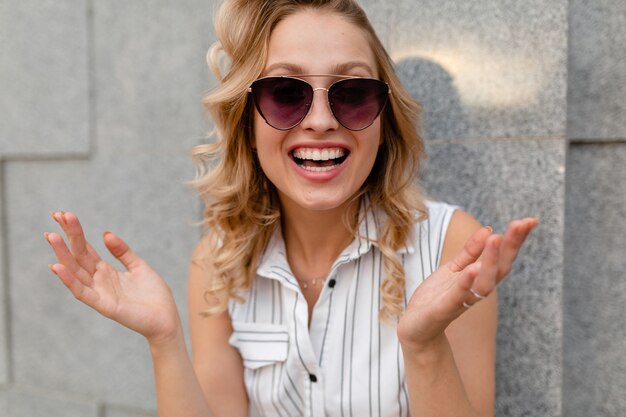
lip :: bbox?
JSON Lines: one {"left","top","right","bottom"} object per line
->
{"left": 287, "top": 142, "right": 351, "bottom": 182}
{"left": 287, "top": 142, "right": 351, "bottom": 154}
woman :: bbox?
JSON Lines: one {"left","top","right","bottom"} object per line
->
{"left": 45, "top": 1, "right": 537, "bottom": 416}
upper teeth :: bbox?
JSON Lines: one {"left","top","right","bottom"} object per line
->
{"left": 292, "top": 147, "right": 346, "bottom": 161}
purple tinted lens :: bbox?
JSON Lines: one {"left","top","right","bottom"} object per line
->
{"left": 251, "top": 77, "right": 313, "bottom": 130}
{"left": 328, "top": 78, "right": 389, "bottom": 130}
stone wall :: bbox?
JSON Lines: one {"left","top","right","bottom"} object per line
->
{"left": 564, "top": 1, "right": 626, "bottom": 416}
{"left": 0, "top": 0, "right": 622, "bottom": 416}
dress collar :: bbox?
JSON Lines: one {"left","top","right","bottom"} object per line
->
{"left": 255, "top": 197, "right": 415, "bottom": 283}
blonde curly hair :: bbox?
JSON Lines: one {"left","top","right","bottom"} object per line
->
{"left": 191, "top": 0, "right": 427, "bottom": 320}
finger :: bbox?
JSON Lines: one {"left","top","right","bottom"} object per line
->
{"left": 497, "top": 218, "right": 537, "bottom": 279}
{"left": 103, "top": 232, "right": 143, "bottom": 271}
{"left": 49, "top": 263, "right": 99, "bottom": 306}
{"left": 467, "top": 234, "right": 501, "bottom": 304}
{"left": 51, "top": 212, "right": 100, "bottom": 275}
{"left": 452, "top": 261, "right": 482, "bottom": 309}
{"left": 45, "top": 232, "right": 94, "bottom": 286}
{"left": 448, "top": 225, "right": 492, "bottom": 273}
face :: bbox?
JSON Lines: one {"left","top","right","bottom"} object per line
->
{"left": 252, "top": 9, "right": 382, "bottom": 215}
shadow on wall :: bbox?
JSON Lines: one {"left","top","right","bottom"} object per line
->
{"left": 395, "top": 57, "right": 468, "bottom": 140}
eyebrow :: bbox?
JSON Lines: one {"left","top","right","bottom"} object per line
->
{"left": 264, "top": 61, "right": 374, "bottom": 76}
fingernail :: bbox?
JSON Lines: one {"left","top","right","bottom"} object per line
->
{"left": 485, "top": 225, "right": 493, "bottom": 233}
{"left": 48, "top": 264, "right": 57, "bottom": 275}
{"left": 102, "top": 230, "right": 112, "bottom": 238}
{"left": 44, "top": 232, "right": 50, "bottom": 242}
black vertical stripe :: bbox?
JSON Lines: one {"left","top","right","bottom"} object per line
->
{"left": 427, "top": 215, "right": 434, "bottom": 272}
{"left": 340, "top": 263, "right": 352, "bottom": 417}
{"left": 368, "top": 249, "right": 376, "bottom": 417}
{"left": 252, "top": 280, "right": 258, "bottom": 322}
{"left": 319, "top": 285, "right": 334, "bottom": 367}
{"left": 276, "top": 363, "right": 296, "bottom": 416}
{"left": 418, "top": 223, "right": 426, "bottom": 281}
{"left": 397, "top": 338, "right": 404, "bottom": 417}
{"left": 349, "top": 257, "right": 362, "bottom": 417}
{"left": 292, "top": 293, "right": 313, "bottom": 375}
{"left": 253, "top": 366, "right": 266, "bottom": 417}
{"left": 435, "top": 209, "right": 448, "bottom": 268}
{"left": 284, "top": 368, "right": 303, "bottom": 414}
{"left": 271, "top": 364, "right": 288, "bottom": 417}
{"left": 309, "top": 380, "right": 313, "bottom": 417}
{"left": 246, "top": 287, "right": 253, "bottom": 322}
{"left": 278, "top": 284, "right": 284, "bottom": 325}
{"left": 377, "top": 250, "right": 383, "bottom": 417}
{"left": 364, "top": 205, "right": 371, "bottom": 255}
{"left": 271, "top": 279, "right": 276, "bottom": 324}
{"left": 401, "top": 254, "right": 410, "bottom": 415}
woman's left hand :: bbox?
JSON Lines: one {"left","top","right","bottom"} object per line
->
{"left": 397, "top": 217, "right": 538, "bottom": 351}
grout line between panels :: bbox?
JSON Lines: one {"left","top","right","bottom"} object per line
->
{"left": 0, "top": 160, "right": 14, "bottom": 384}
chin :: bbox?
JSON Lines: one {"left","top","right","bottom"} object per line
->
{"left": 281, "top": 189, "right": 359, "bottom": 213}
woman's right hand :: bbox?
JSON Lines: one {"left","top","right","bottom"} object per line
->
{"left": 45, "top": 211, "right": 182, "bottom": 347}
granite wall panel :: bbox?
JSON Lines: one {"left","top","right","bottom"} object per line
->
{"left": 0, "top": 163, "right": 8, "bottom": 385}
{"left": 563, "top": 144, "right": 626, "bottom": 417}
{"left": 389, "top": 0, "right": 568, "bottom": 140}
{"left": 0, "top": 386, "right": 99, "bottom": 417}
{"left": 104, "top": 405, "right": 156, "bottom": 417}
{"left": 7, "top": 157, "right": 198, "bottom": 408}
{"left": 0, "top": 0, "right": 90, "bottom": 158}
{"left": 6, "top": 0, "right": 215, "bottom": 409}
{"left": 568, "top": 0, "right": 626, "bottom": 140}
{"left": 0, "top": 0, "right": 584, "bottom": 415}
{"left": 421, "top": 138, "right": 565, "bottom": 416}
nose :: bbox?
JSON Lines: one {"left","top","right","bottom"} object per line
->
{"left": 298, "top": 88, "right": 340, "bottom": 132}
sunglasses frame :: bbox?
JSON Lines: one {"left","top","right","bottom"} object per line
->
{"left": 248, "top": 74, "right": 391, "bottom": 131}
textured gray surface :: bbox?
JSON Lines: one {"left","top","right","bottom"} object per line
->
{"left": 0, "top": 0, "right": 90, "bottom": 157}
{"left": 563, "top": 144, "right": 626, "bottom": 417}
{"left": 0, "top": 163, "right": 8, "bottom": 385}
{"left": 91, "top": 0, "right": 215, "bottom": 158}
{"left": 0, "top": 386, "right": 99, "bottom": 417}
{"left": 5, "top": 0, "right": 625, "bottom": 415}
{"left": 7, "top": 157, "right": 198, "bottom": 407}
{"left": 358, "top": 1, "right": 394, "bottom": 45}
{"left": 421, "top": 138, "right": 565, "bottom": 416}
{"left": 389, "top": 0, "right": 568, "bottom": 140}
{"left": 5, "top": 0, "right": 214, "bottom": 408}
{"left": 568, "top": 0, "right": 626, "bottom": 140}
{"left": 104, "top": 405, "right": 156, "bottom": 417}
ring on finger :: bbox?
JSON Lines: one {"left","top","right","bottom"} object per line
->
{"left": 470, "top": 288, "right": 487, "bottom": 300}
{"left": 462, "top": 301, "right": 473, "bottom": 309}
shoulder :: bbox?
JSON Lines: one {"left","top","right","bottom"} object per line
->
{"left": 405, "top": 200, "right": 481, "bottom": 267}
{"left": 439, "top": 208, "right": 482, "bottom": 266}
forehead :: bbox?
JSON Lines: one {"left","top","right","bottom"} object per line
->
{"left": 264, "top": 9, "right": 377, "bottom": 76}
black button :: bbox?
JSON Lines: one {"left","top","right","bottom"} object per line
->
{"left": 309, "top": 374, "right": 318, "bottom": 382}
{"left": 328, "top": 279, "right": 336, "bottom": 288}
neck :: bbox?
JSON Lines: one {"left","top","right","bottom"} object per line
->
{"left": 280, "top": 196, "right": 360, "bottom": 279}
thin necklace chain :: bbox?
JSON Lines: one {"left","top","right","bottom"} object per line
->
{"left": 297, "top": 274, "right": 328, "bottom": 290}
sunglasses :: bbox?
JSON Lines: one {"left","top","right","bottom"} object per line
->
{"left": 248, "top": 75, "right": 390, "bottom": 131}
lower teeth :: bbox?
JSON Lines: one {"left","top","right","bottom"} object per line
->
{"left": 302, "top": 164, "right": 339, "bottom": 172}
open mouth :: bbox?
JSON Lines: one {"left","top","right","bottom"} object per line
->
{"left": 291, "top": 147, "right": 350, "bottom": 172}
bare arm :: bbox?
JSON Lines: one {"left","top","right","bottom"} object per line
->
{"left": 187, "top": 239, "right": 249, "bottom": 416}
{"left": 398, "top": 210, "right": 537, "bottom": 417}
{"left": 45, "top": 212, "right": 214, "bottom": 417}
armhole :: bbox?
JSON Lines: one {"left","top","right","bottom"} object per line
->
{"left": 431, "top": 202, "right": 461, "bottom": 268}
